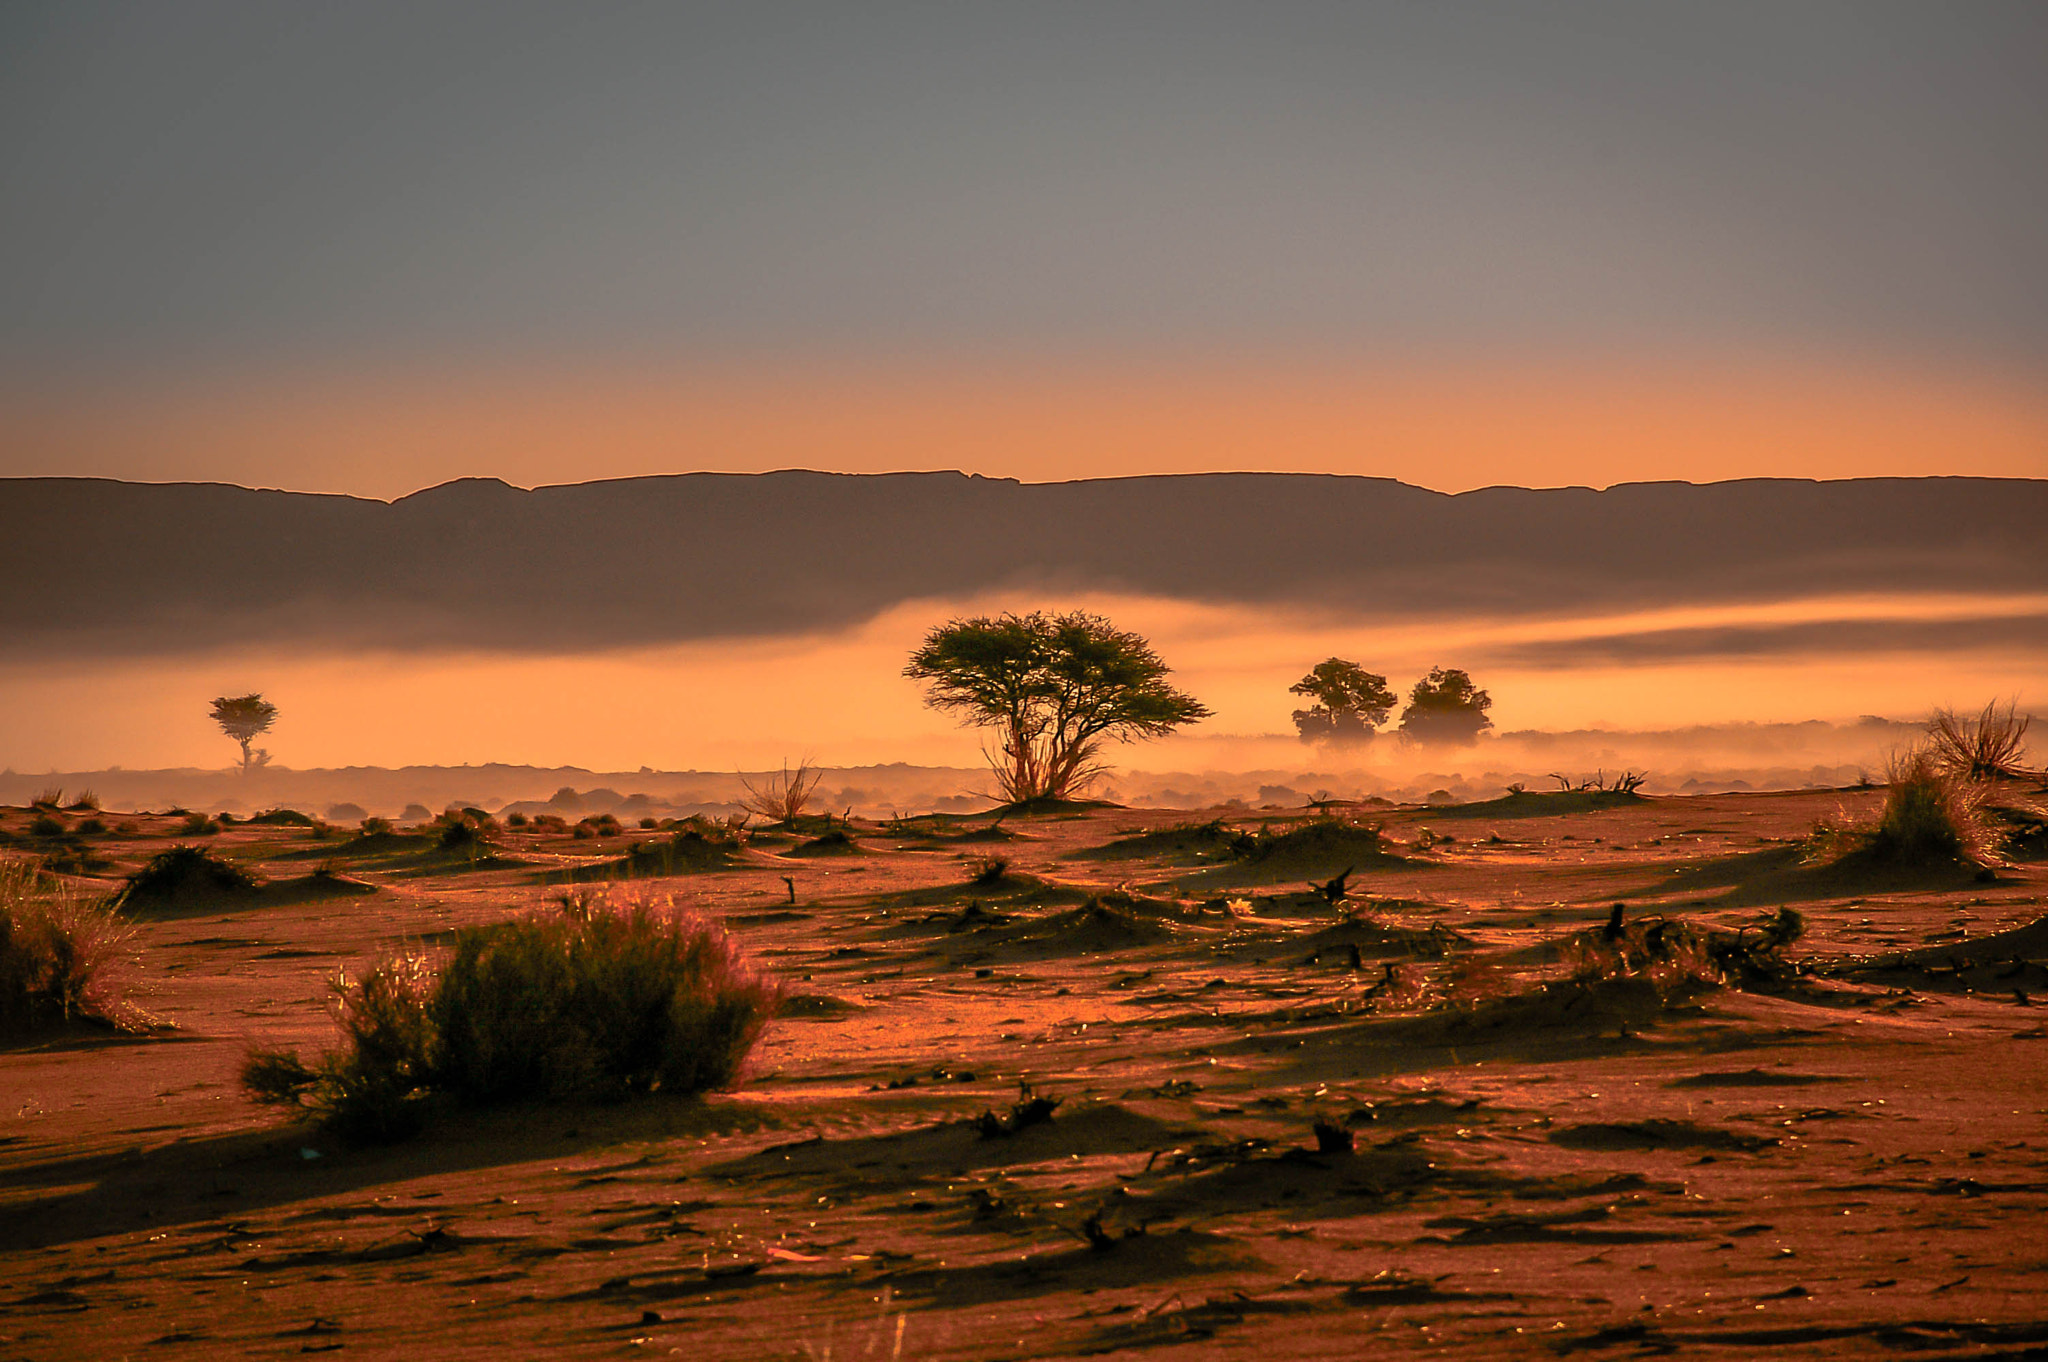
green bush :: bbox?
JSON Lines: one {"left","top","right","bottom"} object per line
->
{"left": 242, "top": 894, "right": 781, "bottom": 1141}
{"left": 0, "top": 860, "right": 136, "bottom": 1035}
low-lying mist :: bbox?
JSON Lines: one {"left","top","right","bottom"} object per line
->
{"left": 2, "top": 588, "right": 2034, "bottom": 816}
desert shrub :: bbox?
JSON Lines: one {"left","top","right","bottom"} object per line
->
{"left": 242, "top": 895, "right": 780, "bottom": 1140}
{"left": 505, "top": 811, "right": 529, "bottom": 827}
{"left": 639, "top": 816, "right": 659, "bottom": 829}
{"left": 530, "top": 813, "right": 569, "bottom": 832}
{"left": 178, "top": 811, "right": 220, "bottom": 836}
{"left": 358, "top": 816, "right": 393, "bottom": 837}
{"left": 739, "top": 759, "right": 823, "bottom": 825}
{"left": 1870, "top": 751, "right": 1995, "bottom": 864}
{"left": 76, "top": 817, "right": 108, "bottom": 837}
{"left": 27, "top": 813, "right": 66, "bottom": 839}
{"left": 1927, "top": 700, "right": 2034, "bottom": 783}
{"left": 435, "top": 807, "right": 497, "bottom": 851}
{"left": 967, "top": 854, "right": 1011, "bottom": 885}
{"left": 249, "top": 808, "right": 315, "bottom": 826}
{"left": 30, "top": 788, "right": 63, "bottom": 811}
{"left": 66, "top": 790, "right": 99, "bottom": 812}
{"left": 0, "top": 860, "right": 136, "bottom": 1034}
{"left": 126, "top": 844, "right": 260, "bottom": 897}
{"left": 243, "top": 955, "right": 438, "bottom": 1142}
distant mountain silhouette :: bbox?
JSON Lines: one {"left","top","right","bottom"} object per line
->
{"left": 3, "top": 472, "right": 2043, "bottom": 656}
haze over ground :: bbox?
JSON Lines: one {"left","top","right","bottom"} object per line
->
{"left": 1, "top": 3, "right": 2041, "bottom": 778}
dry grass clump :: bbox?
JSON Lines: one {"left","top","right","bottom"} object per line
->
{"left": 126, "top": 844, "right": 260, "bottom": 898}
{"left": 1870, "top": 750, "right": 1996, "bottom": 865}
{"left": 740, "top": 759, "right": 823, "bottom": 825}
{"left": 242, "top": 892, "right": 781, "bottom": 1142}
{"left": 0, "top": 859, "right": 138, "bottom": 1036}
{"left": 248, "top": 808, "right": 315, "bottom": 826}
{"left": 1927, "top": 700, "right": 2034, "bottom": 783}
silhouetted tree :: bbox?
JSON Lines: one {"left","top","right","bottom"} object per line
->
{"left": 1289, "top": 658, "right": 1396, "bottom": 745}
{"left": 210, "top": 694, "right": 277, "bottom": 774}
{"left": 1398, "top": 668, "right": 1492, "bottom": 746}
{"left": 905, "top": 611, "right": 1210, "bottom": 803}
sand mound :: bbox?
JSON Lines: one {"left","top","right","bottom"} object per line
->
{"left": 1431, "top": 788, "right": 1646, "bottom": 820}
{"left": 562, "top": 830, "right": 749, "bottom": 880}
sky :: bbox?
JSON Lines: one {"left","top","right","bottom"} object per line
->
{"left": 2, "top": 1, "right": 2044, "bottom": 494}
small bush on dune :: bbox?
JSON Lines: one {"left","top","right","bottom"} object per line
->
{"left": 66, "top": 790, "right": 99, "bottom": 812}
{"left": 27, "top": 813, "right": 66, "bottom": 839}
{"left": 1870, "top": 750, "right": 1996, "bottom": 865}
{"left": 1227, "top": 815, "right": 1388, "bottom": 863}
{"left": 127, "top": 844, "right": 260, "bottom": 897}
{"left": 30, "top": 788, "right": 63, "bottom": 811}
{"left": 1927, "top": 700, "right": 2034, "bottom": 783}
{"left": 249, "top": 808, "right": 314, "bottom": 826}
{"left": 0, "top": 860, "right": 137, "bottom": 1035}
{"left": 178, "top": 811, "right": 220, "bottom": 837}
{"left": 357, "top": 816, "right": 393, "bottom": 838}
{"left": 243, "top": 893, "right": 781, "bottom": 1141}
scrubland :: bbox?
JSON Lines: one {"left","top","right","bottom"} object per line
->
{"left": 2, "top": 769, "right": 2046, "bottom": 1359}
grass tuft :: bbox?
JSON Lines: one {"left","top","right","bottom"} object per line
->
{"left": 740, "top": 759, "right": 823, "bottom": 825}
{"left": 1926, "top": 700, "right": 2034, "bottom": 783}
{"left": 0, "top": 859, "right": 138, "bottom": 1035}
{"left": 242, "top": 894, "right": 781, "bottom": 1141}
{"left": 1870, "top": 750, "right": 1996, "bottom": 865}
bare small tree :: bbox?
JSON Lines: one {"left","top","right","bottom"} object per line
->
{"left": 210, "top": 694, "right": 277, "bottom": 774}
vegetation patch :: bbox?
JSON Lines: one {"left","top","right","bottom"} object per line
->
{"left": 125, "top": 844, "right": 261, "bottom": 898}
{"left": 242, "top": 892, "right": 781, "bottom": 1142}
{"left": 566, "top": 820, "right": 750, "bottom": 880}
{"left": 0, "top": 860, "right": 144, "bottom": 1036}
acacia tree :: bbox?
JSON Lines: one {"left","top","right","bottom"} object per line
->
{"left": 1397, "top": 667, "right": 1492, "bottom": 746}
{"left": 904, "top": 611, "right": 1211, "bottom": 803}
{"left": 1289, "top": 658, "right": 1396, "bottom": 746}
{"left": 210, "top": 694, "right": 278, "bottom": 774}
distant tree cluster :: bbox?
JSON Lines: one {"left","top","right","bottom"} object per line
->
{"left": 1289, "top": 660, "right": 1492, "bottom": 748}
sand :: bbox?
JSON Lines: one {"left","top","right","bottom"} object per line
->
{"left": 3, "top": 786, "right": 2046, "bottom": 1359}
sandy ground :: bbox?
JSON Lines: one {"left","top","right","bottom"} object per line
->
{"left": 4, "top": 785, "right": 2047, "bottom": 1360}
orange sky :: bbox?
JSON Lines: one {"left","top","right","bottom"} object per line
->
{"left": 5, "top": 356, "right": 2042, "bottom": 498}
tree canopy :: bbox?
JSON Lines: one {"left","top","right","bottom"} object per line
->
{"left": 1397, "top": 667, "right": 1492, "bottom": 746}
{"left": 904, "top": 611, "right": 1210, "bottom": 803}
{"left": 1288, "top": 658, "right": 1396, "bottom": 745}
{"left": 210, "top": 693, "right": 277, "bottom": 773}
